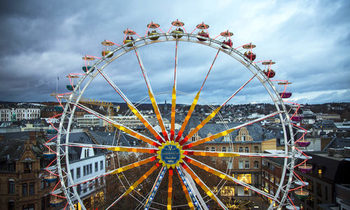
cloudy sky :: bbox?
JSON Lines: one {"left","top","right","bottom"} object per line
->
{"left": 0, "top": 0, "right": 349, "bottom": 104}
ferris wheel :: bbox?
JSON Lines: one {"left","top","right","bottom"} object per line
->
{"left": 45, "top": 20, "right": 311, "bottom": 209}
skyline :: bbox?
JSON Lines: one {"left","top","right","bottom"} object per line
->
{"left": 0, "top": 0, "right": 349, "bottom": 104}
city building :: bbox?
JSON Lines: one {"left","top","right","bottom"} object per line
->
{"left": 263, "top": 149, "right": 350, "bottom": 210}
{"left": 0, "top": 105, "right": 41, "bottom": 122}
{"left": 55, "top": 132, "right": 108, "bottom": 209}
{"left": 186, "top": 120, "right": 275, "bottom": 208}
{"left": 0, "top": 131, "right": 53, "bottom": 210}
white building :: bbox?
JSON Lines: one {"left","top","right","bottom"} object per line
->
{"left": 69, "top": 146, "right": 106, "bottom": 201}
{"left": 0, "top": 107, "right": 40, "bottom": 121}
{"left": 75, "top": 114, "right": 104, "bottom": 127}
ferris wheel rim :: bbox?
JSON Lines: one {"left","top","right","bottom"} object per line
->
{"left": 56, "top": 31, "right": 297, "bottom": 209}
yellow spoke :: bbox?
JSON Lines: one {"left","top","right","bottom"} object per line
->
{"left": 181, "top": 163, "right": 227, "bottom": 209}
{"left": 176, "top": 169, "right": 195, "bottom": 210}
{"left": 112, "top": 122, "right": 161, "bottom": 147}
{"left": 175, "top": 91, "right": 200, "bottom": 142}
{"left": 107, "top": 146, "right": 158, "bottom": 154}
{"left": 180, "top": 74, "right": 257, "bottom": 146}
{"left": 127, "top": 103, "right": 164, "bottom": 143}
{"left": 184, "top": 156, "right": 276, "bottom": 201}
{"left": 149, "top": 90, "right": 169, "bottom": 141}
{"left": 182, "top": 111, "right": 282, "bottom": 149}
{"left": 176, "top": 49, "right": 221, "bottom": 142}
{"left": 170, "top": 86, "right": 176, "bottom": 140}
{"left": 111, "top": 156, "right": 157, "bottom": 175}
{"left": 124, "top": 163, "right": 161, "bottom": 196}
{"left": 184, "top": 150, "right": 240, "bottom": 158}
{"left": 183, "top": 127, "right": 236, "bottom": 149}
{"left": 180, "top": 106, "right": 221, "bottom": 145}
{"left": 167, "top": 168, "right": 173, "bottom": 210}
{"left": 74, "top": 103, "right": 161, "bottom": 147}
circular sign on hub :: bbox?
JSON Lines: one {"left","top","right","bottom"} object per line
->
{"left": 157, "top": 141, "right": 184, "bottom": 168}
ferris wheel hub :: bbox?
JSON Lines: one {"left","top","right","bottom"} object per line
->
{"left": 157, "top": 141, "right": 184, "bottom": 168}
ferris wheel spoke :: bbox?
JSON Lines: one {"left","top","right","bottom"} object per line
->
{"left": 73, "top": 102, "right": 161, "bottom": 147}
{"left": 175, "top": 169, "right": 196, "bottom": 210}
{"left": 184, "top": 150, "right": 290, "bottom": 159}
{"left": 167, "top": 168, "right": 174, "bottom": 210}
{"left": 184, "top": 150, "right": 240, "bottom": 157}
{"left": 170, "top": 40, "right": 179, "bottom": 141}
{"left": 106, "top": 163, "right": 161, "bottom": 210}
{"left": 144, "top": 166, "right": 167, "bottom": 210}
{"left": 111, "top": 156, "right": 158, "bottom": 174}
{"left": 180, "top": 74, "right": 257, "bottom": 146}
{"left": 180, "top": 162, "right": 228, "bottom": 210}
{"left": 175, "top": 49, "right": 221, "bottom": 142}
{"left": 183, "top": 111, "right": 282, "bottom": 149}
{"left": 96, "top": 67, "right": 165, "bottom": 143}
{"left": 134, "top": 48, "right": 169, "bottom": 141}
{"left": 62, "top": 142, "right": 158, "bottom": 154}
{"left": 67, "top": 156, "right": 158, "bottom": 189}
{"left": 183, "top": 156, "right": 278, "bottom": 202}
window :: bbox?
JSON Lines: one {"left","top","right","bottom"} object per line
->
{"left": 89, "top": 164, "right": 92, "bottom": 174}
{"left": 211, "top": 147, "right": 215, "bottom": 152}
{"left": 239, "top": 147, "right": 243, "bottom": 152}
{"left": 77, "top": 184, "right": 81, "bottom": 195}
{"left": 29, "top": 182, "right": 35, "bottom": 195}
{"left": 245, "top": 147, "right": 249, "bottom": 153}
{"left": 8, "top": 163, "right": 15, "bottom": 172}
{"left": 24, "top": 162, "right": 32, "bottom": 173}
{"left": 83, "top": 183, "right": 87, "bottom": 193}
{"left": 220, "top": 186, "right": 234, "bottom": 196}
{"left": 244, "top": 187, "right": 249, "bottom": 195}
{"left": 239, "top": 160, "right": 244, "bottom": 169}
{"left": 254, "top": 146, "right": 259, "bottom": 153}
{"left": 241, "top": 135, "right": 246, "bottom": 141}
{"left": 245, "top": 160, "right": 250, "bottom": 169}
{"left": 191, "top": 136, "right": 196, "bottom": 142}
{"left": 8, "top": 201, "right": 14, "bottom": 210}
{"left": 223, "top": 135, "right": 230, "bottom": 142}
{"left": 316, "top": 183, "right": 322, "bottom": 196}
{"left": 89, "top": 181, "right": 93, "bottom": 190}
{"left": 9, "top": 180, "right": 15, "bottom": 194}
{"left": 70, "top": 169, "right": 74, "bottom": 180}
{"left": 22, "top": 183, "right": 28, "bottom": 196}
{"left": 237, "top": 174, "right": 252, "bottom": 184}
{"left": 95, "top": 162, "right": 98, "bottom": 172}
{"left": 83, "top": 165, "right": 87, "bottom": 176}
{"left": 22, "top": 204, "right": 35, "bottom": 210}
{"left": 222, "top": 147, "right": 226, "bottom": 152}
{"left": 100, "top": 161, "right": 103, "bottom": 170}
{"left": 76, "top": 167, "right": 81, "bottom": 179}
{"left": 254, "top": 161, "right": 259, "bottom": 169}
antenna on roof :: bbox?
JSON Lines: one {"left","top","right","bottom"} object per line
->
{"left": 56, "top": 75, "right": 59, "bottom": 93}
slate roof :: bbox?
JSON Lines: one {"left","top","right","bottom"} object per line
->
{"left": 323, "top": 137, "right": 350, "bottom": 151}
{"left": 0, "top": 131, "right": 46, "bottom": 161}
{"left": 313, "top": 120, "right": 337, "bottom": 130}
{"left": 303, "top": 151, "right": 350, "bottom": 184}
{"left": 183, "top": 116, "right": 266, "bottom": 143}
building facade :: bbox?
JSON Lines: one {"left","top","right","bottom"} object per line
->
{"left": 0, "top": 132, "right": 53, "bottom": 210}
